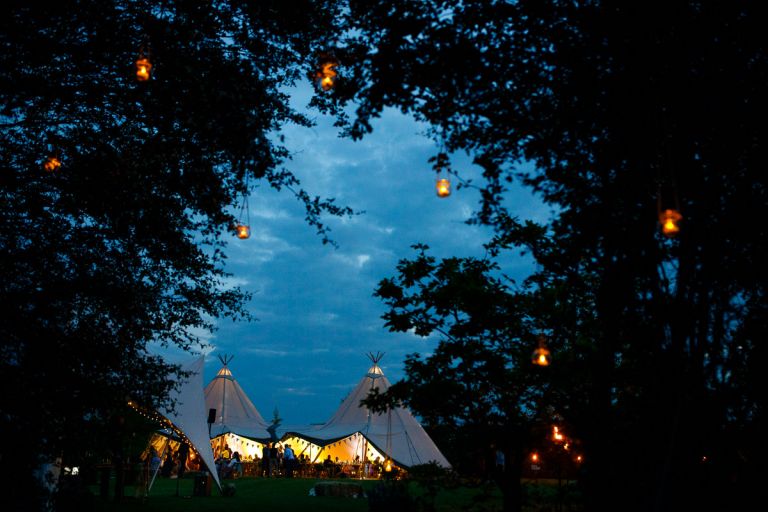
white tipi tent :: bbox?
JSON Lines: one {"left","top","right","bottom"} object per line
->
{"left": 286, "top": 353, "right": 451, "bottom": 469}
{"left": 203, "top": 355, "right": 270, "bottom": 440}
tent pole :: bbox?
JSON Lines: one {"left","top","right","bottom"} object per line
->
{"left": 147, "top": 435, "right": 171, "bottom": 494}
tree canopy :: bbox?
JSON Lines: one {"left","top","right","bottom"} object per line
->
{"left": 1, "top": 0, "right": 351, "bottom": 506}
{"left": 344, "top": 2, "right": 767, "bottom": 512}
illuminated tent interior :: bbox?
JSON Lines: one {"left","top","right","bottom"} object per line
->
{"left": 282, "top": 354, "right": 451, "bottom": 469}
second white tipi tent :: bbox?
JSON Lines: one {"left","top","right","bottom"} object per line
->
{"left": 285, "top": 353, "right": 451, "bottom": 469}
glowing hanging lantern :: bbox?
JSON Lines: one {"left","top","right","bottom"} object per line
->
{"left": 553, "top": 426, "right": 565, "bottom": 443}
{"left": 314, "top": 55, "right": 338, "bottom": 91}
{"left": 385, "top": 460, "right": 392, "bottom": 472}
{"left": 532, "top": 337, "right": 551, "bottom": 366}
{"left": 436, "top": 178, "right": 451, "bottom": 198}
{"left": 235, "top": 190, "right": 251, "bottom": 240}
{"left": 531, "top": 453, "right": 539, "bottom": 462}
{"left": 135, "top": 57, "right": 152, "bottom": 81}
{"left": 576, "top": 455, "right": 583, "bottom": 463}
{"left": 658, "top": 208, "right": 682, "bottom": 237}
{"left": 235, "top": 224, "right": 250, "bottom": 239}
{"left": 135, "top": 45, "right": 152, "bottom": 81}
{"left": 43, "top": 154, "right": 61, "bottom": 172}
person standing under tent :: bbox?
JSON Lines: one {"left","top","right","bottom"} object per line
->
{"left": 269, "top": 443, "right": 279, "bottom": 477}
{"left": 261, "top": 444, "right": 270, "bottom": 477}
{"left": 161, "top": 449, "right": 175, "bottom": 478}
{"left": 283, "top": 444, "right": 296, "bottom": 478}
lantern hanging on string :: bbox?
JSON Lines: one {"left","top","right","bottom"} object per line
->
{"left": 657, "top": 184, "right": 682, "bottom": 238}
{"left": 314, "top": 54, "right": 338, "bottom": 91}
{"left": 43, "top": 151, "right": 61, "bottom": 172}
{"left": 436, "top": 177, "right": 451, "bottom": 197}
{"left": 135, "top": 42, "right": 153, "bottom": 82}
{"left": 235, "top": 191, "right": 250, "bottom": 240}
{"left": 658, "top": 207, "right": 682, "bottom": 238}
{"left": 432, "top": 151, "right": 451, "bottom": 198}
{"left": 532, "top": 336, "right": 551, "bottom": 367}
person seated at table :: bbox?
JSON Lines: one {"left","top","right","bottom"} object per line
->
{"left": 323, "top": 454, "right": 336, "bottom": 477}
{"left": 221, "top": 451, "right": 242, "bottom": 479}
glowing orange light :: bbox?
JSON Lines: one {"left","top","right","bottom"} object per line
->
{"left": 533, "top": 336, "right": 551, "bottom": 366}
{"left": 385, "top": 460, "right": 392, "bottom": 472}
{"left": 659, "top": 209, "right": 682, "bottom": 237}
{"left": 576, "top": 455, "right": 583, "bottom": 463}
{"left": 135, "top": 56, "right": 152, "bottom": 81}
{"left": 436, "top": 178, "right": 451, "bottom": 197}
{"left": 43, "top": 155, "right": 61, "bottom": 172}
{"left": 531, "top": 453, "right": 539, "bottom": 462}
{"left": 236, "top": 224, "right": 250, "bottom": 239}
{"left": 553, "top": 426, "right": 565, "bottom": 443}
{"left": 315, "top": 58, "right": 338, "bottom": 91}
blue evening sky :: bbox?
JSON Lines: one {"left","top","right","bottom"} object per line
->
{"left": 180, "top": 83, "right": 549, "bottom": 424}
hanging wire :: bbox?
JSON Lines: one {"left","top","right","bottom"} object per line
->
{"left": 135, "top": 34, "right": 153, "bottom": 82}
{"left": 432, "top": 139, "right": 452, "bottom": 198}
{"left": 235, "top": 169, "right": 251, "bottom": 239}
{"left": 655, "top": 108, "right": 683, "bottom": 238}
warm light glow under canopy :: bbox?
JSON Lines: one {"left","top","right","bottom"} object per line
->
{"left": 659, "top": 208, "right": 682, "bottom": 237}
{"left": 436, "top": 178, "right": 451, "bottom": 198}
{"left": 43, "top": 155, "right": 61, "bottom": 172}
{"left": 135, "top": 56, "right": 152, "bottom": 81}
{"left": 236, "top": 224, "right": 250, "bottom": 239}
{"left": 532, "top": 337, "right": 551, "bottom": 366}
{"left": 315, "top": 58, "right": 338, "bottom": 91}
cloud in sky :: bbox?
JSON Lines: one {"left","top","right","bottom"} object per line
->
{"left": 197, "top": 83, "right": 544, "bottom": 424}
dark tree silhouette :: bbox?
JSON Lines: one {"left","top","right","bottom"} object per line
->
{"left": 1, "top": 1, "right": 352, "bottom": 507}
{"left": 370, "top": 244, "right": 567, "bottom": 512}
{"left": 342, "top": 2, "right": 768, "bottom": 511}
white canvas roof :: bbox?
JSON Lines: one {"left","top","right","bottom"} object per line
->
{"left": 288, "top": 355, "right": 451, "bottom": 468}
{"left": 158, "top": 356, "right": 221, "bottom": 490}
{"left": 203, "top": 356, "right": 269, "bottom": 439}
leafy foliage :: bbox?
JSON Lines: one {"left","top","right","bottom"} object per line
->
{"left": 344, "top": 2, "right": 768, "bottom": 511}
{"left": 1, "top": 0, "right": 353, "bottom": 507}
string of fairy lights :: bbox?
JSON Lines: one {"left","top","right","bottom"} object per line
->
{"left": 127, "top": 400, "right": 194, "bottom": 448}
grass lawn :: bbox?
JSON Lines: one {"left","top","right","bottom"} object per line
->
{"left": 89, "top": 476, "right": 499, "bottom": 512}
{"left": 86, "top": 476, "right": 580, "bottom": 511}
